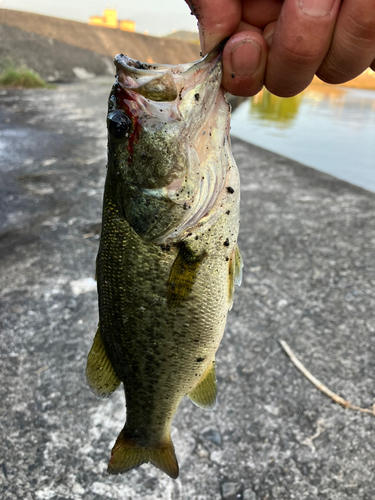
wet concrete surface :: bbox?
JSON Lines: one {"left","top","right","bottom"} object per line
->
{"left": 1, "top": 79, "right": 375, "bottom": 500}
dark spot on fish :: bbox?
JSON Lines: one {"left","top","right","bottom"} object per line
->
{"left": 197, "top": 357, "right": 205, "bottom": 363}
{"left": 223, "top": 238, "right": 230, "bottom": 247}
{"left": 231, "top": 72, "right": 235, "bottom": 78}
{"left": 195, "top": 236, "right": 199, "bottom": 240}
{"left": 194, "top": 93, "right": 200, "bottom": 101}
{"left": 159, "top": 244, "right": 171, "bottom": 252}
{"left": 183, "top": 202, "right": 188, "bottom": 210}
{"left": 227, "top": 187, "right": 235, "bottom": 194}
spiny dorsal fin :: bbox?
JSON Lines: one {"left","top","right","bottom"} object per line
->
{"left": 86, "top": 324, "right": 121, "bottom": 397}
{"left": 108, "top": 429, "right": 179, "bottom": 479}
{"left": 188, "top": 360, "right": 217, "bottom": 411}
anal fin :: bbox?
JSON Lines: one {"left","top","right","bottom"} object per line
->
{"left": 86, "top": 324, "right": 121, "bottom": 397}
{"left": 188, "top": 360, "right": 217, "bottom": 411}
{"left": 108, "top": 429, "right": 179, "bottom": 479}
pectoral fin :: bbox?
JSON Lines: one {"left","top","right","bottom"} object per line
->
{"left": 167, "top": 243, "right": 206, "bottom": 309}
{"left": 86, "top": 324, "right": 121, "bottom": 397}
{"left": 234, "top": 245, "right": 244, "bottom": 286}
{"left": 228, "top": 245, "right": 243, "bottom": 309}
{"left": 188, "top": 360, "right": 217, "bottom": 411}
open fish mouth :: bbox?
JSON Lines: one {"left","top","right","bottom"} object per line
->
{"left": 114, "top": 40, "right": 226, "bottom": 104}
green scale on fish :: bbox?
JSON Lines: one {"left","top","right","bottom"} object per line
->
{"left": 86, "top": 42, "right": 243, "bottom": 479}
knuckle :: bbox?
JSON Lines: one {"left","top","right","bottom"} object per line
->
{"left": 281, "top": 41, "right": 321, "bottom": 67}
{"left": 278, "top": 33, "right": 323, "bottom": 67}
{"left": 343, "top": 13, "right": 375, "bottom": 48}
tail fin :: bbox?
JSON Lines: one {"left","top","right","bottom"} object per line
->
{"left": 108, "top": 429, "right": 179, "bottom": 479}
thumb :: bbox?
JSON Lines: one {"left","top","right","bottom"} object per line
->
{"left": 185, "top": 0, "right": 241, "bottom": 54}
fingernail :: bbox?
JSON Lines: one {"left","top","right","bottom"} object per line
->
{"left": 263, "top": 28, "right": 274, "bottom": 48}
{"left": 230, "top": 40, "right": 262, "bottom": 77}
{"left": 299, "top": 0, "right": 336, "bottom": 17}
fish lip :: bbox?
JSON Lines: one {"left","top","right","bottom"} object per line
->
{"left": 114, "top": 39, "right": 227, "bottom": 82}
{"left": 200, "top": 38, "right": 228, "bottom": 63}
{"left": 114, "top": 55, "right": 163, "bottom": 78}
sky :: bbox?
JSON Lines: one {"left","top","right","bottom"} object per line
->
{"left": 0, "top": 0, "right": 199, "bottom": 36}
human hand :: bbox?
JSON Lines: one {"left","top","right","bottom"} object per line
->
{"left": 185, "top": 0, "right": 375, "bottom": 97}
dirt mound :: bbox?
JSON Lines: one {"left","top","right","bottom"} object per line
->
{"left": 0, "top": 24, "right": 114, "bottom": 82}
{"left": 0, "top": 8, "right": 200, "bottom": 64}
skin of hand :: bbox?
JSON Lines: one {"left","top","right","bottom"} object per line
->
{"left": 185, "top": 0, "right": 375, "bottom": 97}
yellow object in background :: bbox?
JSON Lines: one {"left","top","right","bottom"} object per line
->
{"left": 119, "top": 20, "right": 136, "bottom": 32}
{"left": 89, "top": 9, "right": 135, "bottom": 32}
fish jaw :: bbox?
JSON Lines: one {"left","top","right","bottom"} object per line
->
{"left": 113, "top": 43, "right": 224, "bottom": 141}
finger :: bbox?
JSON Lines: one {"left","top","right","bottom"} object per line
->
{"left": 263, "top": 21, "right": 278, "bottom": 46}
{"left": 242, "top": 0, "right": 283, "bottom": 29}
{"left": 185, "top": 0, "right": 241, "bottom": 54}
{"left": 222, "top": 31, "right": 269, "bottom": 96}
{"left": 265, "top": 0, "right": 342, "bottom": 97}
{"left": 317, "top": 0, "right": 375, "bottom": 84}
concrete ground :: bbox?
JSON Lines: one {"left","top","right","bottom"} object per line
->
{"left": 0, "top": 79, "right": 374, "bottom": 500}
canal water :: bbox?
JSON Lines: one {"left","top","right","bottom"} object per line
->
{"left": 230, "top": 85, "right": 375, "bottom": 192}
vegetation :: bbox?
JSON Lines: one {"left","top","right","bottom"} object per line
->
{"left": 0, "top": 61, "right": 53, "bottom": 89}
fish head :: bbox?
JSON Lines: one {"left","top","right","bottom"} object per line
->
{"left": 107, "top": 42, "right": 234, "bottom": 242}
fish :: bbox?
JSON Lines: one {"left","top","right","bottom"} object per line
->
{"left": 86, "top": 42, "right": 243, "bottom": 479}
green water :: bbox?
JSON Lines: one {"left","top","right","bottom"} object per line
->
{"left": 231, "top": 86, "right": 375, "bottom": 192}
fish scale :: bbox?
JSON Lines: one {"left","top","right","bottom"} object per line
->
{"left": 86, "top": 42, "right": 242, "bottom": 479}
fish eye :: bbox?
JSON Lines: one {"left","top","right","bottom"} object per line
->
{"left": 107, "top": 109, "right": 132, "bottom": 139}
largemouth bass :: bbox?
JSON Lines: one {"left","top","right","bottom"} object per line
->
{"left": 86, "top": 42, "right": 242, "bottom": 479}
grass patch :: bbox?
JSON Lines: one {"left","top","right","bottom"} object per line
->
{"left": 0, "top": 62, "right": 54, "bottom": 89}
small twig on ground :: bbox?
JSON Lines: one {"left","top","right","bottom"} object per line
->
{"left": 279, "top": 340, "right": 375, "bottom": 416}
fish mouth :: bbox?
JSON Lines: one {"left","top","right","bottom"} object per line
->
{"left": 114, "top": 40, "right": 226, "bottom": 103}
